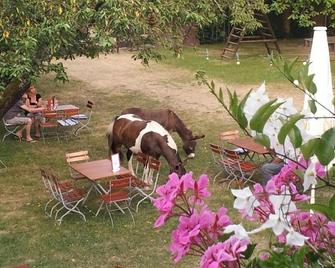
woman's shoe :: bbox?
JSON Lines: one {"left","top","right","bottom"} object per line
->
{"left": 25, "top": 138, "right": 37, "bottom": 143}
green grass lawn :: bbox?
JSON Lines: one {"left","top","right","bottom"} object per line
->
{"left": 1, "top": 39, "right": 334, "bottom": 267}
{"left": 160, "top": 40, "right": 335, "bottom": 85}
{"left": 0, "top": 77, "right": 239, "bottom": 267}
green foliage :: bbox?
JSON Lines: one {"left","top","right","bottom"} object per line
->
{"left": 277, "top": 113, "right": 304, "bottom": 145}
{"left": 303, "top": 193, "right": 335, "bottom": 220}
{"left": 248, "top": 246, "right": 314, "bottom": 268}
{"left": 249, "top": 100, "right": 283, "bottom": 133}
{"left": 0, "top": 0, "right": 271, "bottom": 93}
{"left": 270, "top": 0, "right": 335, "bottom": 28}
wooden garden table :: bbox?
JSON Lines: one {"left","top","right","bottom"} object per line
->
{"left": 70, "top": 159, "right": 131, "bottom": 194}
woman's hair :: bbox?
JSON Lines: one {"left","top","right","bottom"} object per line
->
{"left": 27, "top": 84, "right": 36, "bottom": 94}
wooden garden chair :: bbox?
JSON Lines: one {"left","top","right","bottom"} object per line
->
{"left": 96, "top": 176, "right": 135, "bottom": 227}
{"left": 222, "top": 148, "right": 258, "bottom": 187}
{"left": 2, "top": 118, "right": 21, "bottom": 142}
{"left": 209, "top": 143, "right": 238, "bottom": 183}
{"left": 130, "top": 158, "right": 161, "bottom": 212}
{"left": 48, "top": 172, "right": 87, "bottom": 224}
{"left": 65, "top": 151, "right": 90, "bottom": 180}
{"left": 71, "top": 100, "right": 94, "bottom": 136}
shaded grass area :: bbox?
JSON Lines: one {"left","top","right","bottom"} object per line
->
{"left": 0, "top": 77, "right": 241, "bottom": 267}
{"left": 160, "top": 39, "right": 335, "bottom": 85}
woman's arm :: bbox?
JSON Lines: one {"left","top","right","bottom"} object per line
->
{"left": 20, "top": 104, "right": 45, "bottom": 113}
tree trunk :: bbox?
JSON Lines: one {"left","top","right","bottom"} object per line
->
{"left": 0, "top": 80, "right": 30, "bottom": 119}
{"left": 282, "top": 9, "right": 291, "bottom": 39}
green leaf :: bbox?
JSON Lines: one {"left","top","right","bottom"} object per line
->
{"left": 293, "top": 168, "right": 304, "bottom": 180}
{"left": 315, "top": 138, "right": 335, "bottom": 165}
{"left": 328, "top": 165, "right": 335, "bottom": 179}
{"left": 300, "top": 138, "right": 319, "bottom": 160}
{"left": 250, "top": 100, "right": 283, "bottom": 133}
{"left": 254, "top": 133, "right": 270, "bottom": 148}
{"left": 292, "top": 246, "right": 306, "bottom": 267}
{"left": 244, "top": 243, "right": 257, "bottom": 260}
{"left": 218, "top": 88, "right": 223, "bottom": 103}
{"left": 308, "top": 100, "right": 317, "bottom": 114}
{"left": 321, "top": 127, "right": 335, "bottom": 145}
{"left": 305, "top": 251, "right": 320, "bottom": 264}
{"left": 302, "top": 203, "right": 331, "bottom": 219}
{"left": 277, "top": 113, "right": 304, "bottom": 144}
{"left": 288, "top": 125, "right": 303, "bottom": 148}
{"left": 210, "top": 80, "right": 215, "bottom": 90}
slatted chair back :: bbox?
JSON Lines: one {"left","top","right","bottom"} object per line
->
{"left": 98, "top": 176, "right": 134, "bottom": 227}
{"left": 40, "top": 110, "right": 63, "bottom": 143}
{"left": 65, "top": 151, "right": 90, "bottom": 180}
{"left": 219, "top": 130, "right": 240, "bottom": 141}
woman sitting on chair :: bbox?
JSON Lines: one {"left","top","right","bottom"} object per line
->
{"left": 26, "top": 84, "right": 45, "bottom": 138}
{"left": 3, "top": 92, "right": 45, "bottom": 142}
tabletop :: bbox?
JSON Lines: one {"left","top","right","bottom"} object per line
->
{"left": 70, "top": 159, "right": 131, "bottom": 181}
{"left": 226, "top": 137, "right": 269, "bottom": 154}
{"left": 55, "top": 104, "right": 79, "bottom": 111}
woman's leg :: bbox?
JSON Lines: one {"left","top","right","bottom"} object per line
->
{"left": 24, "top": 118, "right": 33, "bottom": 141}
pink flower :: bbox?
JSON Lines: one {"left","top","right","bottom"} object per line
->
{"left": 200, "top": 242, "right": 235, "bottom": 268}
{"left": 200, "top": 237, "right": 249, "bottom": 268}
{"left": 187, "top": 174, "right": 211, "bottom": 205}
{"left": 259, "top": 252, "right": 270, "bottom": 260}
{"left": 326, "top": 221, "right": 335, "bottom": 236}
{"left": 170, "top": 213, "right": 202, "bottom": 262}
{"left": 290, "top": 211, "right": 333, "bottom": 249}
{"left": 201, "top": 244, "right": 232, "bottom": 267}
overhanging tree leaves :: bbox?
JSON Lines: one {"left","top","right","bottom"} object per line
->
{"left": 0, "top": 0, "right": 269, "bottom": 118}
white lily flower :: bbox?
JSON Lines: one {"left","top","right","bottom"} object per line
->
{"left": 262, "top": 212, "right": 291, "bottom": 235}
{"left": 253, "top": 191, "right": 297, "bottom": 236}
{"left": 286, "top": 230, "right": 309, "bottom": 247}
{"left": 269, "top": 190, "right": 297, "bottom": 214}
{"left": 276, "top": 98, "right": 297, "bottom": 117}
{"left": 244, "top": 81, "right": 270, "bottom": 122}
{"left": 303, "top": 161, "right": 317, "bottom": 192}
{"left": 232, "top": 187, "right": 260, "bottom": 217}
{"left": 224, "top": 224, "right": 250, "bottom": 241}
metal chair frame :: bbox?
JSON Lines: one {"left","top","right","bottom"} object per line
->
{"left": 48, "top": 173, "right": 86, "bottom": 224}
{"left": 209, "top": 143, "right": 237, "bottom": 183}
{"left": 73, "top": 100, "right": 94, "bottom": 136}
{"left": 222, "top": 149, "right": 258, "bottom": 186}
{"left": 130, "top": 158, "right": 161, "bottom": 212}
{"left": 40, "top": 110, "right": 61, "bottom": 143}
{"left": 2, "top": 118, "right": 20, "bottom": 142}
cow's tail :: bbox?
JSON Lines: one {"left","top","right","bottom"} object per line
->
{"left": 106, "top": 119, "right": 116, "bottom": 158}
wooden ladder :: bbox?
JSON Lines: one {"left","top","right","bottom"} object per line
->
{"left": 222, "top": 13, "right": 281, "bottom": 59}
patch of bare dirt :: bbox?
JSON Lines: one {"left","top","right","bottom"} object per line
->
{"left": 62, "top": 50, "right": 304, "bottom": 119}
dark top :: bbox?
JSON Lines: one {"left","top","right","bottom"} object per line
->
{"left": 28, "top": 93, "right": 41, "bottom": 107}
{"left": 25, "top": 93, "right": 41, "bottom": 116}
{"left": 4, "top": 100, "right": 25, "bottom": 120}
